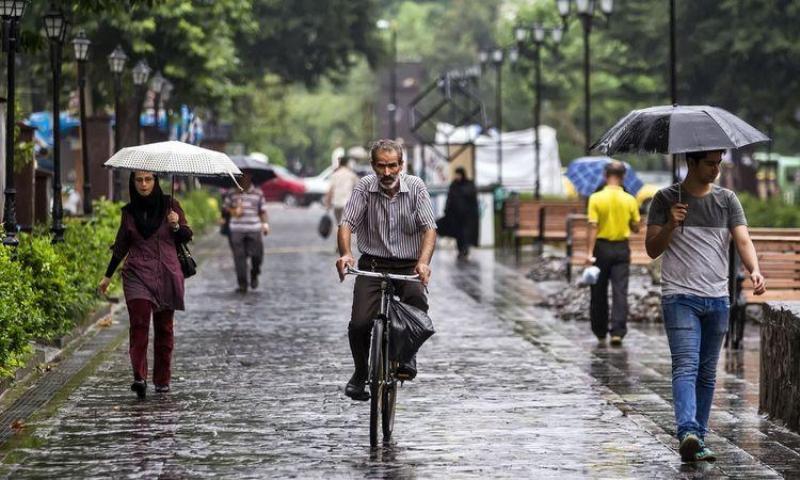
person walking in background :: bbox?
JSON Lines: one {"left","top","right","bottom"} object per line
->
{"left": 223, "top": 172, "right": 270, "bottom": 293}
{"left": 645, "top": 149, "right": 765, "bottom": 462}
{"left": 442, "top": 167, "right": 479, "bottom": 260}
{"left": 98, "top": 171, "right": 193, "bottom": 399}
{"left": 586, "top": 161, "right": 640, "bottom": 346}
{"left": 325, "top": 156, "right": 360, "bottom": 225}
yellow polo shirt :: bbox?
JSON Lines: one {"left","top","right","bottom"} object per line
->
{"left": 587, "top": 185, "right": 640, "bottom": 241}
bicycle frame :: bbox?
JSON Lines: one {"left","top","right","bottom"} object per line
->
{"left": 345, "top": 266, "right": 420, "bottom": 446}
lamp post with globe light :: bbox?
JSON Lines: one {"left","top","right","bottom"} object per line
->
{"left": 108, "top": 45, "right": 127, "bottom": 201}
{"left": 43, "top": 5, "right": 69, "bottom": 242}
{"left": 557, "top": 0, "right": 613, "bottom": 154}
{"left": 1, "top": 0, "right": 30, "bottom": 247}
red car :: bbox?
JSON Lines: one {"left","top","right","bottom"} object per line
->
{"left": 260, "top": 165, "right": 307, "bottom": 206}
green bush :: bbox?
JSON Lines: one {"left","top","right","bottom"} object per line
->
{"left": 0, "top": 247, "right": 43, "bottom": 369}
{"left": 0, "top": 190, "right": 217, "bottom": 373}
{"left": 739, "top": 193, "right": 800, "bottom": 228}
{"left": 177, "top": 189, "right": 220, "bottom": 234}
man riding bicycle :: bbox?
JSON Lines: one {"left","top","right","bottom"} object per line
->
{"left": 336, "top": 139, "right": 437, "bottom": 401}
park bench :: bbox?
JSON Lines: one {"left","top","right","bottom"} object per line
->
{"left": 740, "top": 233, "right": 800, "bottom": 303}
{"left": 512, "top": 200, "right": 584, "bottom": 262}
{"left": 725, "top": 232, "right": 800, "bottom": 349}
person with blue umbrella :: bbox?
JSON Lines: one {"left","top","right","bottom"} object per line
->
{"left": 585, "top": 161, "right": 641, "bottom": 347}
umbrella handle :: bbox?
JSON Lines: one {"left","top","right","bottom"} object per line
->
{"left": 228, "top": 171, "right": 243, "bottom": 191}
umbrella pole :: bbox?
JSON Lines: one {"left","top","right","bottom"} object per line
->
{"left": 171, "top": 174, "right": 175, "bottom": 211}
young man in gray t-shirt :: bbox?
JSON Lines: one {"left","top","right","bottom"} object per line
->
{"left": 646, "top": 149, "right": 766, "bottom": 463}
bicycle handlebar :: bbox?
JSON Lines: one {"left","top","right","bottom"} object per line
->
{"left": 345, "top": 266, "right": 421, "bottom": 283}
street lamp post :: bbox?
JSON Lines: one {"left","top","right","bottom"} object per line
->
{"left": 108, "top": 45, "right": 127, "bottom": 201}
{"left": 377, "top": 19, "right": 398, "bottom": 140}
{"left": 44, "top": 5, "right": 69, "bottom": 243}
{"left": 150, "top": 71, "right": 165, "bottom": 134}
{"left": 513, "top": 23, "right": 564, "bottom": 200}
{"left": 558, "top": 0, "right": 613, "bottom": 155}
{"left": 480, "top": 48, "right": 505, "bottom": 186}
{"left": 1, "top": 0, "right": 29, "bottom": 247}
{"left": 72, "top": 30, "right": 91, "bottom": 215}
{"left": 132, "top": 60, "right": 151, "bottom": 145}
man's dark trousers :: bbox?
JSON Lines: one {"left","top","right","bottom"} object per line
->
{"left": 590, "top": 239, "right": 630, "bottom": 339}
{"left": 229, "top": 231, "right": 264, "bottom": 289}
{"left": 349, "top": 255, "right": 427, "bottom": 382}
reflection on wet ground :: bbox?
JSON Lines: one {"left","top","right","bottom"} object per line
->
{"left": 1, "top": 206, "right": 798, "bottom": 479}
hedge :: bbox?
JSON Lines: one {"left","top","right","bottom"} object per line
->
{"left": 739, "top": 193, "right": 800, "bottom": 228}
{"left": 0, "top": 190, "right": 218, "bottom": 374}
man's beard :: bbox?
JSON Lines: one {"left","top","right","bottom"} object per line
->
{"left": 379, "top": 175, "right": 399, "bottom": 190}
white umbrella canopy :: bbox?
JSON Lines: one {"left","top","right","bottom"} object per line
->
{"left": 104, "top": 141, "right": 242, "bottom": 179}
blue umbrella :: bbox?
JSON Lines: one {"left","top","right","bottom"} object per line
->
{"left": 565, "top": 156, "right": 644, "bottom": 197}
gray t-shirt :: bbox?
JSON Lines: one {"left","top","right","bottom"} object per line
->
{"left": 647, "top": 184, "right": 747, "bottom": 298}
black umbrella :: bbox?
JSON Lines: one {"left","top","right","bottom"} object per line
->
{"left": 198, "top": 155, "right": 276, "bottom": 188}
{"left": 591, "top": 105, "right": 770, "bottom": 155}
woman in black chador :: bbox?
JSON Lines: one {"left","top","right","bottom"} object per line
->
{"left": 440, "top": 167, "right": 479, "bottom": 259}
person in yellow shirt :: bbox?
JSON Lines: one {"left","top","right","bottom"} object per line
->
{"left": 586, "top": 161, "right": 641, "bottom": 346}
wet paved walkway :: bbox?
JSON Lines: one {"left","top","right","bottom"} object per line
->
{"left": 2, "top": 205, "right": 800, "bottom": 479}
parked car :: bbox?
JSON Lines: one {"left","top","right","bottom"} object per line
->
{"left": 260, "top": 165, "right": 307, "bottom": 206}
{"left": 302, "top": 163, "right": 373, "bottom": 206}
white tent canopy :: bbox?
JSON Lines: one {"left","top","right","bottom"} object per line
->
{"left": 429, "top": 123, "right": 564, "bottom": 196}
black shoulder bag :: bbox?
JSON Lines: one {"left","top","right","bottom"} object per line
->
{"left": 176, "top": 241, "right": 197, "bottom": 278}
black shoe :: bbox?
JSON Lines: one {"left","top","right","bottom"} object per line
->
{"left": 250, "top": 271, "right": 259, "bottom": 289}
{"left": 396, "top": 357, "right": 417, "bottom": 381}
{"left": 344, "top": 373, "right": 369, "bottom": 401}
{"left": 154, "top": 384, "right": 170, "bottom": 393}
{"left": 235, "top": 285, "right": 247, "bottom": 294}
{"left": 131, "top": 380, "right": 147, "bottom": 400}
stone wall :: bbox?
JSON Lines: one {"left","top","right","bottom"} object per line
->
{"left": 760, "top": 302, "right": 800, "bottom": 433}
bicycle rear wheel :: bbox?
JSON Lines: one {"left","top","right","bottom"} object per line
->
{"left": 369, "top": 320, "right": 384, "bottom": 448}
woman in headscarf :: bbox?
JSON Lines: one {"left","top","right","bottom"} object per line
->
{"left": 98, "top": 171, "right": 193, "bottom": 399}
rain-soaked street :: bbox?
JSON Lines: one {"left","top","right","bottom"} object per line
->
{"left": 2, "top": 205, "right": 800, "bottom": 479}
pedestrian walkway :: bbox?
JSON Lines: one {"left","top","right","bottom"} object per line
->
{"left": 1, "top": 205, "right": 798, "bottom": 479}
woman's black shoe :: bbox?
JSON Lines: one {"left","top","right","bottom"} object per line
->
{"left": 154, "top": 384, "right": 170, "bottom": 393}
{"left": 131, "top": 380, "right": 147, "bottom": 399}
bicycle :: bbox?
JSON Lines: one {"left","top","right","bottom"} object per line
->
{"left": 345, "top": 266, "right": 421, "bottom": 447}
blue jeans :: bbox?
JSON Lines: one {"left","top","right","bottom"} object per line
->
{"left": 661, "top": 294, "right": 729, "bottom": 440}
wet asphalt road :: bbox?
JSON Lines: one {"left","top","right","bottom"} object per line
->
{"left": 2, "top": 205, "right": 800, "bottom": 479}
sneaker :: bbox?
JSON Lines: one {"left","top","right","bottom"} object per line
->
{"left": 610, "top": 336, "right": 623, "bottom": 347}
{"left": 131, "top": 380, "right": 147, "bottom": 400}
{"left": 679, "top": 433, "right": 702, "bottom": 462}
{"left": 695, "top": 440, "right": 716, "bottom": 462}
{"left": 235, "top": 285, "right": 247, "bottom": 294}
{"left": 154, "top": 384, "right": 170, "bottom": 394}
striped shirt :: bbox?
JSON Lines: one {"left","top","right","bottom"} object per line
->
{"left": 341, "top": 174, "right": 437, "bottom": 260}
{"left": 223, "top": 186, "right": 267, "bottom": 233}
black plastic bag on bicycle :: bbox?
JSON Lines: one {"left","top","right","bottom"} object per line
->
{"left": 388, "top": 298, "right": 435, "bottom": 363}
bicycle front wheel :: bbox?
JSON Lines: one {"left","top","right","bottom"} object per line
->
{"left": 369, "top": 320, "right": 384, "bottom": 448}
{"left": 382, "top": 377, "right": 397, "bottom": 440}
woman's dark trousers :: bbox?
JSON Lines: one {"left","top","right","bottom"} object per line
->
{"left": 127, "top": 299, "right": 174, "bottom": 386}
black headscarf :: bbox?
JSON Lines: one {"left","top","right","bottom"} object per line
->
{"left": 126, "top": 172, "right": 168, "bottom": 239}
